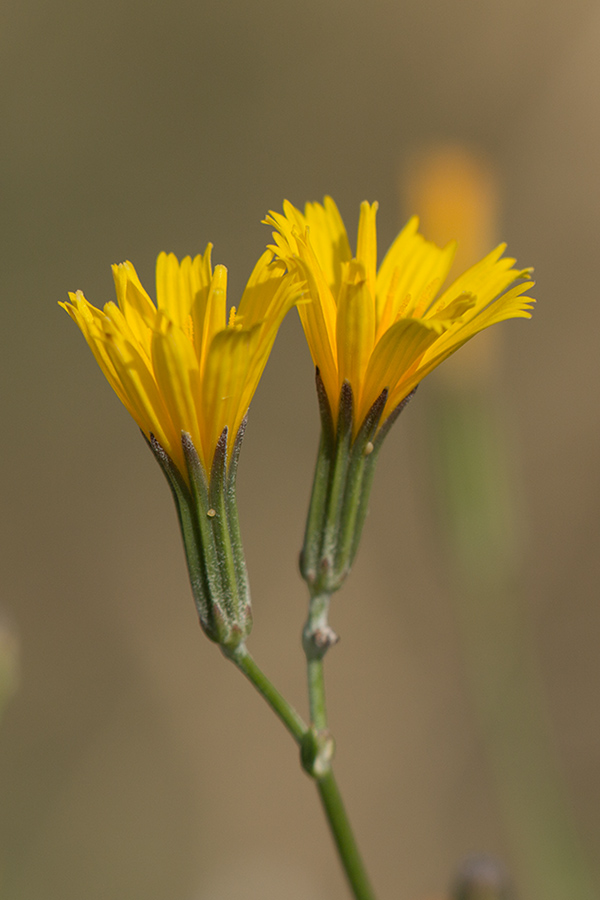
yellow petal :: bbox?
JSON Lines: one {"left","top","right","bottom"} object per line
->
{"left": 375, "top": 218, "right": 456, "bottom": 326}
{"left": 200, "top": 327, "right": 260, "bottom": 467}
{"left": 60, "top": 293, "right": 134, "bottom": 412}
{"left": 151, "top": 315, "right": 203, "bottom": 466}
{"left": 386, "top": 281, "right": 535, "bottom": 410}
{"left": 336, "top": 260, "right": 375, "bottom": 405}
{"left": 237, "top": 251, "right": 285, "bottom": 327}
{"left": 428, "top": 244, "right": 512, "bottom": 317}
{"left": 186, "top": 244, "right": 214, "bottom": 360}
{"left": 265, "top": 200, "right": 341, "bottom": 407}
{"left": 304, "top": 196, "right": 352, "bottom": 298}
{"left": 356, "top": 201, "right": 378, "bottom": 299}
{"left": 102, "top": 328, "right": 181, "bottom": 468}
{"left": 292, "top": 233, "right": 339, "bottom": 410}
{"left": 155, "top": 252, "right": 192, "bottom": 328}
{"left": 421, "top": 281, "right": 535, "bottom": 369}
{"left": 264, "top": 202, "right": 304, "bottom": 259}
{"left": 111, "top": 260, "right": 157, "bottom": 355}
{"left": 360, "top": 317, "right": 442, "bottom": 423}
{"left": 424, "top": 290, "right": 476, "bottom": 326}
{"left": 237, "top": 270, "right": 304, "bottom": 419}
{"left": 199, "top": 264, "right": 228, "bottom": 377}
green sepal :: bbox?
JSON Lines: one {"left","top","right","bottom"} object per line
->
{"left": 300, "top": 375, "right": 417, "bottom": 597}
{"left": 147, "top": 427, "right": 252, "bottom": 649}
{"left": 206, "top": 427, "right": 252, "bottom": 647}
{"left": 207, "top": 428, "right": 237, "bottom": 623}
{"left": 146, "top": 433, "right": 214, "bottom": 635}
{"left": 300, "top": 370, "right": 336, "bottom": 586}
{"left": 346, "top": 386, "right": 418, "bottom": 567}
{"left": 300, "top": 377, "right": 354, "bottom": 595}
{"left": 336, "top": 386, "right": 388, "bottom": 577}
{"left": 227, "top": 414, "right": 247, "bottom": 490}
{"left": 181, "top": 430, "right": 234, "bottom": 643}
{"left": 318, "top": 379, "right": 353, "bottom": 589}
{"left": 315, "top": 365, "right": 336, "bottom": 445}
{"left": 224, "top": 417, "right": 252, "bottom": 634}
{"left": 372, "top": 386, "right": 417, "bottom": 452}
{"left": 300, "top": 376, "right": 355, "bottom": 594}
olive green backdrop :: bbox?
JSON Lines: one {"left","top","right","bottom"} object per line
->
{"left": 1, "top": 2, "right": 600, "bottom": 898}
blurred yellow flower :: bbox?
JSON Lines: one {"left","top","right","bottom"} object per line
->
{"left": 266, "top": 197, "right": 534, "bottom": 432}
{"left": 61, "top": 246, "right": 299, "bottom": 478}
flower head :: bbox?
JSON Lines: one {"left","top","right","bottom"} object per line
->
{"left": 266, "top": 197, "right": 534, "bottom": 434}
{"left": 62, "top": 243, "right": 300, "bottom": 648}
{"left": 61, "top": 246, "right": 299, "bottom": 479}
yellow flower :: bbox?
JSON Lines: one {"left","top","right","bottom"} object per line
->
{"left": 61, "top": 246, "right": 299, "bottom": 479}
{"left": 266, "top": 197, "right": 534, "bottom": 433}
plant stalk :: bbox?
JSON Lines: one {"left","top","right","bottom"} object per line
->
{"left": 224, "top": 642, "right": 307, "bottom": 744}
{"left": 303, "top": 591, "right": 379, "bottom": 900}
{"left": 317, "top": 770, "right": 378, "bottom": 900}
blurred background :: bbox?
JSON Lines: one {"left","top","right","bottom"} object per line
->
{"left": 1, "top": 1, "right": 600, "bottom": 898}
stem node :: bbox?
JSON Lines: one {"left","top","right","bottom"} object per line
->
{"left": 301, "top": 726, "right": 335, "bottom": 779}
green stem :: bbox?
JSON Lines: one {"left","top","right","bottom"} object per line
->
{"left": 307, "top": 657, "right": 327, "bottom": 731}
{"left": 226, "top": 608, "right": 377, "bottom": 900}
{"left": 317, "top": 770, "right": 378, "bottom": 900}
{"left": 224, "top": 643, "right": 307, "bottom": 744}
{"left": 304, "top": 592, "right": 334, "bottom": 730}
{"left": 303, "top": 592, "right": 378, "bottom": 900}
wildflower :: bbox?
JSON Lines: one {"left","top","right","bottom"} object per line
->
{"left": 265, "top": 198, "right": 534, "bottom": 600}
{"left": 61, "top": 246, "right": 297, "bottom": 478}
{"left": 266, "top": 197, "right": 534, "bottom": 435}
{"left": 61, "top": 246, "right": 299, "bottom": 647}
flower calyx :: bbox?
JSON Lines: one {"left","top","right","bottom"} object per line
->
{"left": 147, "top": 419, "right": 251, "bottom": 649}
{"left": 300, "top": 369, "right": 415, "bottom": 597}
